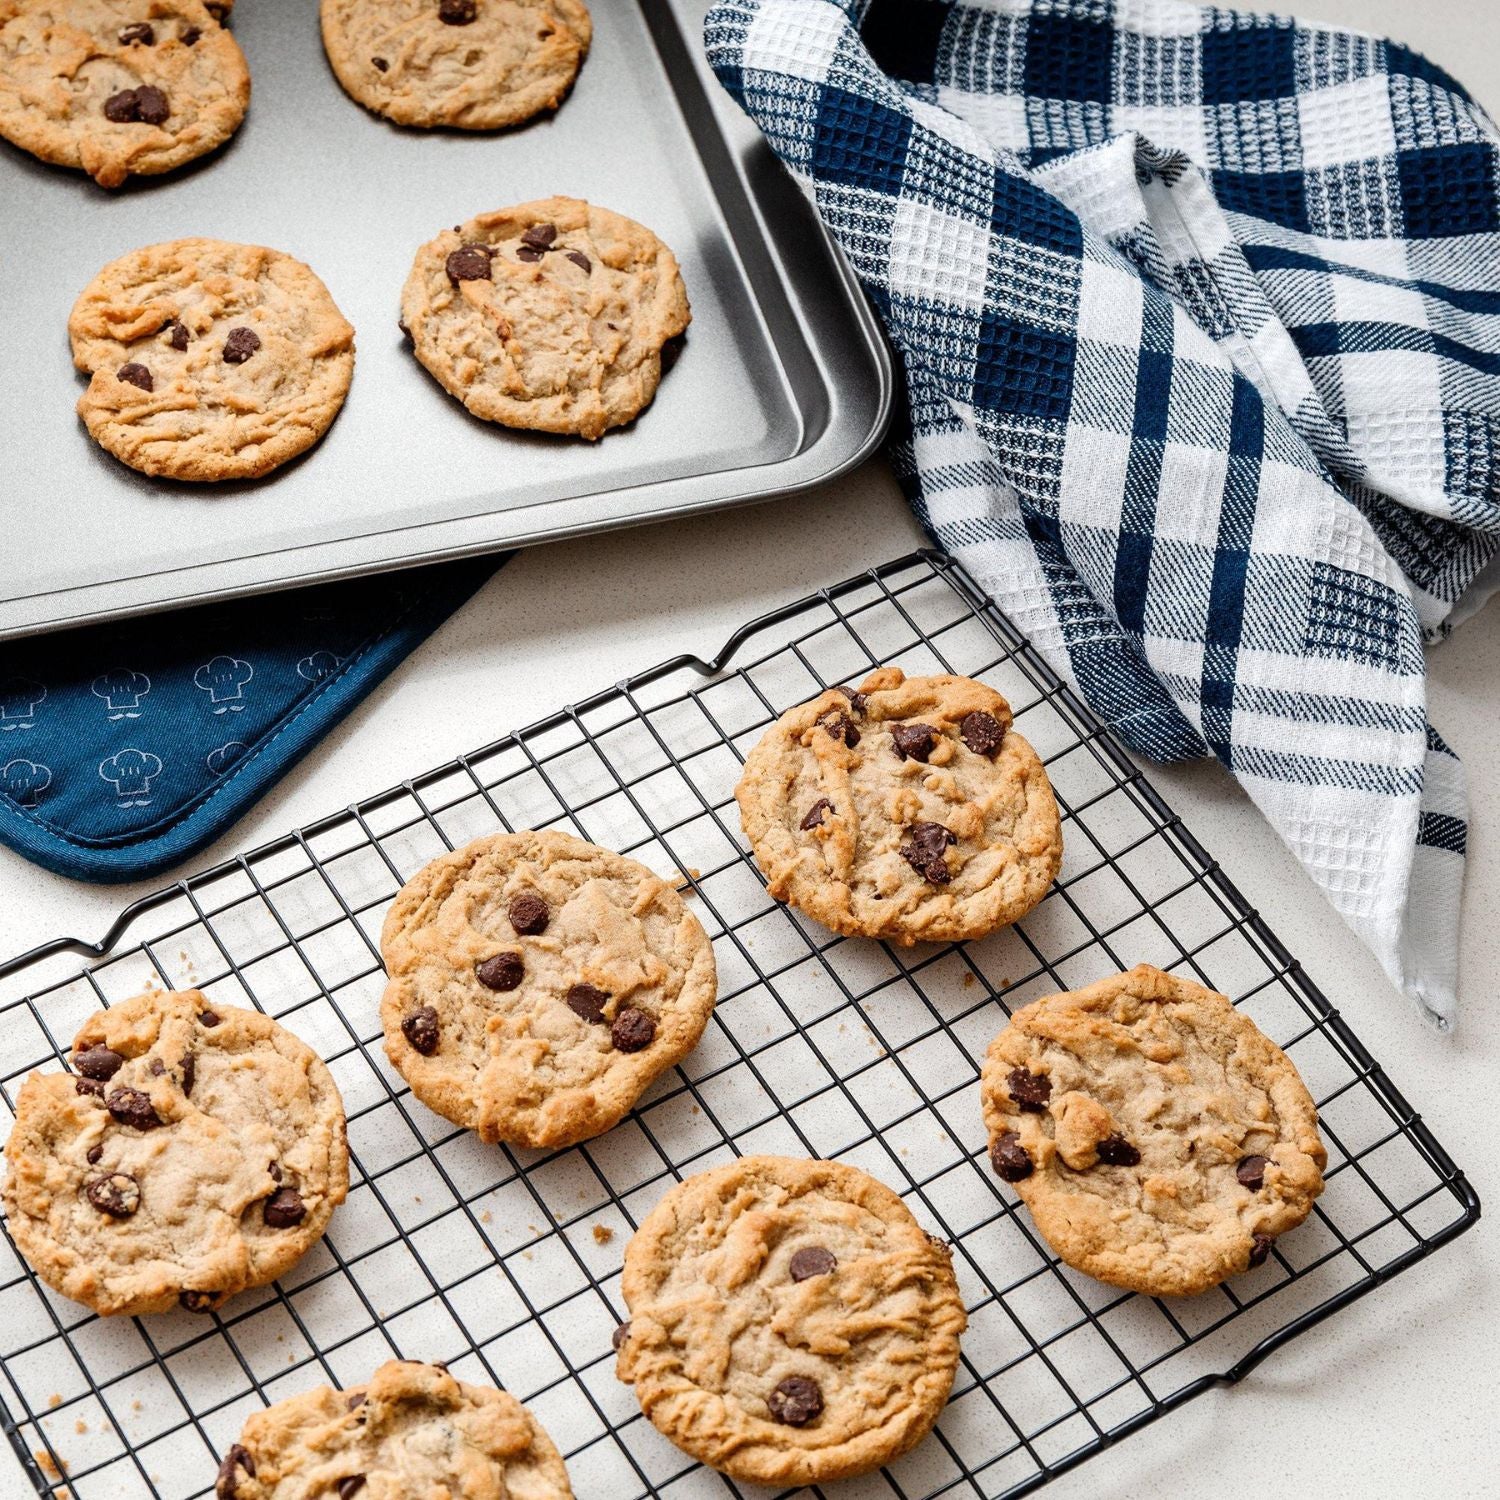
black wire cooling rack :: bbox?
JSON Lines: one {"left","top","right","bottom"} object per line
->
{"left": 0, "top": 550, "right": 1479, "bottom": 1500}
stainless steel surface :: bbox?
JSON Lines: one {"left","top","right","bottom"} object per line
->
{"left": 0, "top": 0, "right": 892, "bottom": 640}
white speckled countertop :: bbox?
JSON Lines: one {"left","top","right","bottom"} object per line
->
{"left": 1, "top": 2, "right": 1495, "bottom": 1495}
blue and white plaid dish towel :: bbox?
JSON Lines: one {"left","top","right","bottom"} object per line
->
{"left": 705, "top": 0, "right": 1500, "bottom": 1028}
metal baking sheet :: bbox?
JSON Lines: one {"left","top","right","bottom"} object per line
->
{"left": 0, "top": 0, "right": 893, "bottom": 640}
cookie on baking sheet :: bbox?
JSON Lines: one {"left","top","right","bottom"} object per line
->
{"left": 0, "top": 0, "right": 248, "bottom": 188}
{"left": 734, "top": 666, "right": 1062, "bottom": 946}
{"left": 981, "top": 964, "right": 1327, "bottom": 1297}
{"left": 380, "top": 829, "right": 716, "bottom": 1149}
{"left": 2, "top": 989, "right": 348, "bottom": 1318}
{"left": 400, "top": 196, "right": 690, "bottom": 440}
{"left": 615, "top": 1155, "right": 966, "bottom": 1487}
{"left": 213, "top": 1358, "right": 573, "bottom": 1499}
{"left": 69, "top": 237, "right": 356, "bottom": 482}
{"left": 320, "top": 0, "right": 590, "bottom": 130}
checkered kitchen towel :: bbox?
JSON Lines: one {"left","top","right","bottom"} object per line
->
{"left": 705, "top": 0, "right": 1500, "bottom": 1027}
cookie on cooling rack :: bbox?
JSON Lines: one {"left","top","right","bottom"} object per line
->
{"left": 400, "top": 196, "right": 690, "bottom": 439}
{"left": 981, "top": 964, "right": 1327, "bottom": 1297}
{"left": 734, "top": 666, "right": 1062, "bottom": 945}
{"left": 320, "top": 0, "right": 591, "bottom": 130}
{"left": 614, "top": 1154, "right": 966, "bottom": 1487}
{"left": 2, "top": 989, "right": 348, "bottom": 1318}
{"left": 0, "top": 0, "right": 248, "bottom": 188}
{"left": 380, "top": 829, "right": 717, "bottom": 1149}
{"left": 69, "top": 237, "right": 356, "bottom": 482}
{"left": 213, "top": 1358, "right": 573, "bottom": 1498}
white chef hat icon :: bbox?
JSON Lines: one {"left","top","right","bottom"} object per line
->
{"left": 0, "top": 675, "right": 45, "bottom": 729}
{"left": 194, "top": 656, "right": 253, "bottom": 713}
{"left": 99, "top": 748, "right": 163, "bottom": 807}
{"left": 93, "top": 669, "right": 151, "bottom": 720}
{"left": 1, "top": 759, "right": 51, "bottom": 809}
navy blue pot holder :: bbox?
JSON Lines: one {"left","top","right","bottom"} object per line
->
{"left": 0, "top": 558, "right": 499, "bottom": 883}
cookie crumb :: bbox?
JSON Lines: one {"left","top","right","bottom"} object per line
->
{"left": 35, "top": 1451, "right": 67, "bottom": 1479}
{"left": 591, "top": 1224, "right": 613, "bottom": 1245}
{"left": 74, "top": 1420, "right": 88, "bottom": 1435}
{"left": 963, "top": 971, "right": 976, "bottom": 989}
{"left": 47, "top": 1393, "right": 61, "bottom": 1408}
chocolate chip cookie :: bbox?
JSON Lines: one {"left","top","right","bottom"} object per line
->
{"left": 0, "top": 0, "right": 248, "bottom": 188}
{"left": 320, "top": 0, "right": 590, "bottom": 130}
{"left": 380, "top": 829, "right": 717, "bottom": 1149}
{"left": 400, "top": 196, "right": 690, "bottom": 439}
{"left": 69, "top": 237, "right": 356, "bottom": 481}
{"left": 735, "top": 667, "right": 1062, "bottom": 946}
{"left": 214, "top": 1358, "right": 573, "bottom": 1498}
{"left": 615, "top": 1155, "right": 966, "bottom": 1486}
{"left": 2, "top": 988, "right": 349, "bottom": 1318}
{"left": 981, "top": 964, "right": 1327, "bottom": 1296}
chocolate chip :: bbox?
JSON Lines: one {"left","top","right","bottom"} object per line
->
{"left": 117, "top": 362, "right": 153, "bottom": 392}
{"left": 438, "top": 0, "right": 477, "bottom": 23}
{"left": 103, "top": 88, "right": 140, "bottom": 122}
{"left": 767, "top": 1375, "right": 823, "bottom": 1426}
{"left": 891, "top": 722, "right": 938, "bottom": 762}
{"left": 107, "top": 1086, "right": 163, "bottom": 1131}
{"left": 76, "top": 1078, "right": 106, "bottom": 1099}
{"left": 445, "top": 243, "right": 492, "bottom": 286}
{"left": 347, "top": 1391, "right": 367, "bottom": 1411}
{"left": 205, "top": 1, "right": 229, "bottom": 19}
{"left": 788, "top": 1246, "right": 836, "bottom": 1281}
{"left": 119, "top": 22, "right": 155, "bottom": 44}
{"left": 74, "top": 1045, "right": 125, "bottom": 1081}
{"left": 86, "top": 1172, "right": 140, "bottom": 1218}
{"left": 149, "top": 1058, "right": 165, "bottom": 1076}
{"left": 566, "top": 983, "right": 608, "bottom": 1024}
{"left": 990, "top": 1130, "right": 1033, "bottom": 1182}
{"left": 166, "top": 319, "right": 189, "bottom": 351}
{"left": 337, "top": 1480, "right": 367, "bottom": 1499}
{"left": 402, "top": 1006, "right": 440, "bottom": 1055}
{"left": 960, "top": 710, "right": 1005, "bottom": 757}
{"left": 834, "top": 684, "right": 867, "bottom": 715}
{"left": 508, "top": 893, "right": 549, "bottom": 934}
{"left": 372, "top": 55, "right": 388, "bottom": 70}
{"left": 476, "top": 952, "right": 524, "bottom": 991}
{"left": 611, "top": 1008, "right": 655, "bottom": 1052}
{"left": 515, "top": 246, "right": 544, "bottom": 263}
{"left": 199, "top": 1010, "right": 221, "bottom": 1027}
{"left": 222, "top": 326, "right": 260, "bottom": 364}
{"left": 263, "top": 1187, "right": 306, "bottom": 1228}
{"left": 817, "top": 709, "right": 860, "bottom": 747}
{"left": 181, "top": 24, "right": 201, "bottom": 44}
{"left": 564, "top": 251, "right": 592, "bottom": 273}
{"left": 799, "top": 798, "right": 832, "bottom": 830}
{"left": 181, "top": 1289, "right": 219, "bottom": 1313}
{"left": 215, "top": 1442, "right": 255, "bottom": 1496}
{"left": 611, "top": 1320, "right": 630, "bottom": 1351}
{"left": 899, "top": 821, "right": 955, "bottom": 883}
{"left": 1248, "top": 1233, "right": 1275, "bottom": 1268}
{"left": 86, "top": 1144, "right": 104, "bottom": 1165}
{"left": 181, "top": 1053, "right": 196, "bottom": 1095}
{"left": 134, "top": 84, "right": 169, "bottom": 124}
{"left": 521, "top": 224, "right": 557, "bottom": 250}
{"left": 1237, "top": 1154, "right": 1270, "bottom": 1191}
{"left": 1096, "top": 1134, "right": 1141, "bottom": 1167}
{"left": 1005, "top": 1067, "right": 1051, "bottom": 1113}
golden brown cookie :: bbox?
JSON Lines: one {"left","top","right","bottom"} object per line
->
{"left": 320, "top": 0, "right": 590, "bottom": 130}
{"left": 380, "top": 829, "right": 717, "bottom": 1149}
{"left": 213, "top": 1359, "right": 573, "bottom": 1498}
{"left": 0, "top": 0, "right": 248, "bottom": 188}
{"left": 735, "top": 667, "right": 1062, "bottom": 945}
{"left": 980, "top": 964, "right": 1327, "bottom": 1296}
{"left": 2, "top": 989, "right": 349, "bottom": 1318}
{"left": 69, "top": 237, "right": 356, "bottom": 481}
{"left": 615, "top": 1155, "right": 966, "bottom": 1486}
{"left": 399, "top": 196, "right": 690, "bottom": 439}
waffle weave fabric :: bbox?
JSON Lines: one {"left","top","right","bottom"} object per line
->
{"left": 704, "top": 0, "right": 1500, "bottom": 1027}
